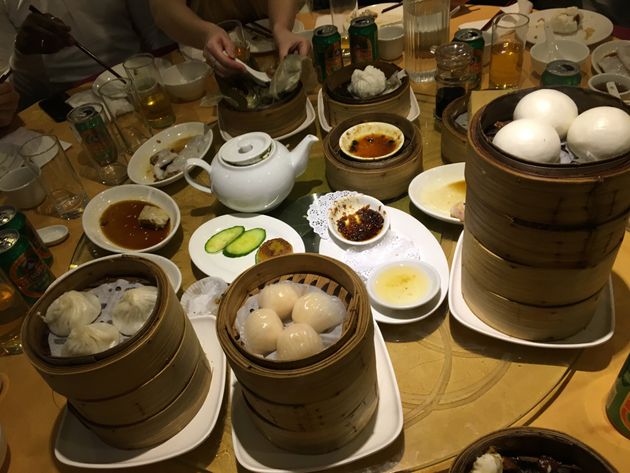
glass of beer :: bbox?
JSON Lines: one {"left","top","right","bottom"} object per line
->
{"left": 123, "top": 53, "right": 175, "bottom": 129}
{"left": 218, "top": 20, "right": 250, "bottom": 62}
{"left": 0, "top": 271, "right": 30, "bottom": 356}
{"left": 488, "top": 13, "right": 529, "bottom": 89}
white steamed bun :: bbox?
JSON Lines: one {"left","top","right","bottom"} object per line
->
{"left": 567, "top": 106, "right": 630, "bottom": 161}
{"left": 513, "top": 89, "right": 578, "bottom": 139}
{"left": 493, "top": 119, "right": 561, "bottom": 163}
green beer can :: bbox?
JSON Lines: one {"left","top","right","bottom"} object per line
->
{"left": 541, "top": 60, "right": 581, "bottom": 87}
{"left": 349, "top": 16, "right": 378, "bottom": 64}
{"left": 606, "top": 353, "right": 630, "bottom": 439}
{"left": 0, "top": 205, "right": 53, "bottom": 266}
{"left": 312, "top": 25, "right": 343, "bottom": 83}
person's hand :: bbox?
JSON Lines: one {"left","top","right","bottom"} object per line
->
{"left": 203, "top": 24, "right": 246, "bottom": 77}
{"left": 0, "top": 82, "right": 19, "bottom": 128}
{"left": 273, "top": 28, "right": 311, "bottom": 60}
{"left": 15, "top": 11, "right": 74, "bottom": 55}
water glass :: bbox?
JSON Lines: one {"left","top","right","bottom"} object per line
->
{"left": 0, "top": 272, "right": 29, "bottom": 356}
{"left": 123, "top": 53, "right": 175, "bottom": 129}
{"left": 489, "top": 13, "right": 530, "bottom": 89}
{"left": 0, "top": 166, "right": 46, "bottom": 210}
{"left": 218, "top": 20, "right": 250, "bottom": 62}
{"left": 18, "top": 135, "right": 89, "bottom": 219}
{"left": 99, "top": 78, "right": 151, "bottom": 153}
{"left": 329, "top": 0, "right": 358, "bottom": 53}
{"left": 67, "top": 103, "right": 128, "bottom": 186}
{"left": 403, "top": 0, "right": 450, "bottom": 83}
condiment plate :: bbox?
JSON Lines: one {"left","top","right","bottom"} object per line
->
{"left": 54, "top": 316, "right": 226, "bottom": 468}
{"left": 408, "top": 163, "right": 465, "bottom": 225}
{"left": 317, "top": 88, "right": 420, "bottom": 133}
{"left": 219, "top": 99, "right": 315, "bottom": 141}
{"left": 527, "top": 8, "right": 613, "bottom": 46}
{"left": 591, "top": 40, "right": 630, "bottom": 75}
{"left": 189, "top": 214, "right": 306, "bottom": 283}
{"left": 319, "top": 207, "right": 450, "bottom": 325}
{"left": 448, "top": 233, "right": 615, "bottom": 349}
{"left": 230, "top": 320, "right": 403, "bottom": 473}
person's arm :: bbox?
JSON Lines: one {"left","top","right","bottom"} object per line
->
{"left": 268, "top": 0, "right": 311, "bottom": 59}
{"left": 0, "top": 82, "right": 19, "bottom": 128}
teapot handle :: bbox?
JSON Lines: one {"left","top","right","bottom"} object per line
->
{"left": 184, "top": 158, "right": 213, "bottom": 195}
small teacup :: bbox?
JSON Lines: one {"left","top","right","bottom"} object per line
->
{"left": 378, "top": 24, "right": 404, "bottom": 61}
{"left": 588, "top": 73, "right": 630, "bottom": 101}
{"left": 0, "top": 165, "right": 46, "bottom": 210}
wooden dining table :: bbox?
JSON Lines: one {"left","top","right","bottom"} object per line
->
{"left": 0, "top": 4, "right": 629, "bottom": 473}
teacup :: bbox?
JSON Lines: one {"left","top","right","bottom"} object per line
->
{"left": 0, "top": 165, "right": 46, "bottom": 210}
{"left": 378, "top": 24, "right": 404, "bottom": 61}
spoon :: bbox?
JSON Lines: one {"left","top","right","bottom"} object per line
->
{"left": 234, "top": 58, "right": 271, "bottom": 85}
{"left": 543, "top": 20, "right": 561, "bottom": 60}
{"left": 606, "top": 81, "right": 621, "bottom": 98}
{"left": 37, "top": 224, "right": 69, "bottom": 246}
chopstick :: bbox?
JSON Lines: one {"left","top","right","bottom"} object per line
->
{"left": 28, "top": 5, "right": 123, "bottom": 79}
{"left": 244, "top": 22, "right": 274, "bottom": 39}
{"left": 378, "top": 1, "right": 468, "bottom": 18}
{"left": 481, "top": 10, "right": 504, "bottom": 31}
{"left": 0, "top": 69, "right": 12, "bottom": 84}
{"left": 381, "top": 2, "right": 402, "bottom": 14}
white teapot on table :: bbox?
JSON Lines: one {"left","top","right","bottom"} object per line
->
{"left": 184, "top": 131, "right": 318, "bottom": 213}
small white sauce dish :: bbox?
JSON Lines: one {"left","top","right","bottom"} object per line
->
{"left": 378, "top": 23, "right": 404, "bottom": 61}
{"left": 162, "top": 60, "right": 211, "bottom": 102}
{"left": 339, "top": 122, "right": 404, "bottom": 161}
{"left": 367, "top": 259, "right": 440, "bottom": 310}
{"left": 327, "top": 193, "right": 390, "bottom": 246}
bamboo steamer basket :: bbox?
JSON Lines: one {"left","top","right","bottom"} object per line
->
{"left": 441, "top": 95, "right": 468, "bottom": 163}
{"left": 463, "top": 87, "right": 630, "bottom": 341}
{"left": 216, "top": 253, "right": 378, "bottom": 454}
{"left": 217, "top": 83, "right": 307, "bottom": 138}
{"left": 324, "top": 112, "right": 423, "bottom": 200}
{"left": 323, "top": 61, "right": 411, "bottom": 128}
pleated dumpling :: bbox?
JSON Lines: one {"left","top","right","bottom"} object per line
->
{"left": 243, "top": 308, "right": 284, "bottom": 355}
{"left": 43, "top": 290, "right": 101, "bottom": 336}
{"left": 276, "top": 323, "right": 323, "bottom": 361}
{"left": 258, "top": 282, "right": 303, "bottom": 320}
{"left": 291, "top": 291, "right": 345, "bottom": 333}
{"left": 62, "top": 323, "right": 121, "bottom": 357}
{"left": 111, "top": 286, "right": 158, "bottom": 336}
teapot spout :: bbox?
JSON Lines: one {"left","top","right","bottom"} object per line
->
{"left": 289, "top": 134, "right": 318, "bottom": 178}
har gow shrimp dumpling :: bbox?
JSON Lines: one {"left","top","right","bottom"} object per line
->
{"left": 62, "top": 323, "right": 121, "bottom": 357}
{"left": 244, "top": 308, "right": 284, "bottom": 355}
{"left": 111, "top": 286, "right": 158, "bottom": 336}
{"left": 43, "top": 290, "right": 101, "bottom": 337}
{"left": 291, "top": 291, "right": 345, "bottom": 333}
{"left": 258, "top": 282, "right": 302, "bottom": 320}
{"left": 276, "top": 323, "right": 323, "bottom": 361}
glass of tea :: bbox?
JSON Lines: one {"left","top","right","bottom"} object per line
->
{"left": 218, "top": 20, "right": 250, "bottom": 62}
{"left": 123, "top": 53, "right": 176, "bottom": 129}
{"left": 488, "top": 13, "right": 530, "bottom": 89}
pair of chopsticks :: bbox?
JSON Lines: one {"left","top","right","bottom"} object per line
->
{"left": 244, "top": 22, "right": 273, "bottom": 39}
{"left": 0, "top": 69, "right": 11, "bottom": 84}
{"left": 28, "top": 5, "right": 123, "bottom": 79}
{"left": 381, "top": 0, "right": 469, "bottom": 16}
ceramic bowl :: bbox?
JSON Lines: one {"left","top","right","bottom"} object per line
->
{"left": 378, "top": 23, "right": 404, "bottom": 61}
{"left": 82, "top": 184, "right": 180, "bottom": 254}
{"left": 327, "top": 193, "right": 390, "bottom": 246}
{"left": 367, "top": 259, "right": 440, "bottom": 310}
{"left": 530, "top": 39, "right": 590, "bottom": 75}
{"left": 162, "top": 60, "right": 210, "bottom": 102}
{"left": 591, "top": 39, "right": 630, "bottom": 74}
{"left": 588, "top": 72, "right": 630, "bottom": 101}
{"left": 339, "top": 121, "right": 404, "bottom": 161}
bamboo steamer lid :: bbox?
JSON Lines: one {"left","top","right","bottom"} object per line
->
{"left": 441, "top": 95, "right": 468, "bottom": 163}
{"left": 216, "top": 253, "right": 378, "bottom": 454}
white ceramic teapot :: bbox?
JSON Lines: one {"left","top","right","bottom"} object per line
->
{"left": 184, "top": 132, "right": 318, "bottom": 212}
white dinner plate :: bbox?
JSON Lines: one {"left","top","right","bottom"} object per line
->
{"left": 54, "top": 316, "right": 227, "bottom": 468}
{"left": 408, "top": 163, "right": 465, "bottom": 225}
{"left": 319, "top": 207, "right": 450, "bottom": 325}
{"left": 127, "top": 122, "right": 212, "bottom": 188}
{"left": 314, "top": 3, "right": 403, "bottom": 29}
{"left": 219, "top": 99, "right": 315, "bottom": 141}
{"left": 317, "top": 88, "right": 420, "bottom": 133}
{"left": 448, "top": 233, "right": 615, "bottom": 349}
{"left": 231, "top": 321, "right": 403, "bottom": 473}
{"left": 527, "top": 9, "right": 613, "bottom": 45}
{"left": 591, "top": 40, "right": 630, "bottom": 75}
{"left": 189, "top": 214, "right": 306, "bottom": 283}
{"left": 245, "top": 18, "right": 305, "bottom": 54}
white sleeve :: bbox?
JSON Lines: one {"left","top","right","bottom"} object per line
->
{"left": 126, "top": 0, "right": 175, "bottom": 52}
{"left": 0, "top": 2, "right": 16, "bottom": 72}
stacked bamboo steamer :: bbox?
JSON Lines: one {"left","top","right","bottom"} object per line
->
{"left": 441, "top": 96, "right": 468, "bottom": 163}
{"left": 217, "top": 254, "right": 378, "bottom": 454}
{"left": 324, "top": 112, "right": 423, "bottom": 200}
{"left": 22, "top": 256, "right": 211, "bottom": 449}
{"left": 464, "top": 87, "right": 630, "bottom": 341}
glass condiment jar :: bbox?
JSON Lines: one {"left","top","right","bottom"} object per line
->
{"left": 434, "top": 42, "right": 474, "bottom": 120}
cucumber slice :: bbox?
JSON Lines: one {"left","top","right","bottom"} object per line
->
{"left": 223, "top": 228, "right": 266, "bottom": 258}
{"left": 205, "top": 225, "right": 245, "bottom": 253}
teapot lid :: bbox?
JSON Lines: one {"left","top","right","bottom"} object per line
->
{"left": 220, "top": 132, "right": 274, "bottom": 166}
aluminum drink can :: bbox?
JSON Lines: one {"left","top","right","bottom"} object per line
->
{"left": 0, "top": 229, "right": 55, "bottom": 305}
{"left": 67, "top": 104, "right": 118, "bottom": 166}
{"left": 453, "top": 28, "right": 484, "bottom": 88}
{"left": 541, "top": 60, "right": 581, "bottom": 86}
{"left": 0, "top": 205, "right": 53, "bottom": 266}
{"left": 312, "top": 25, "right": 343, "bottom": 83}
{"left": 606, "top": 353, "right": 630, "bottom": 439}
{"left": 349, "top": 16, "right": 378, "bottom": 64}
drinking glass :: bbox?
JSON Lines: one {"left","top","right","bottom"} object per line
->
{"left": 67, "top": 103, "right": 128, "bottom": 186}
{"left": 0, "top": 271, "right": 29, "bottom": 356}
{"left": 19, "top": 135, "right": 89, "bottom": 219}
{"left": 123, "top": 53, "right": 176, "bottom": 129}
{"left": 329, "top": 0, "right": 358, "bottom": 56}
{"left": 218, "top": 20, "right": 250, "bottom": 62}
{"left": 403, "top": 0, "right": 450, "bottom": 83}
{"left": 488, "top": 13, "right": 530, "bottom": 89}
{"left": 99, "top": 78, "right": 151, "bottom": 153}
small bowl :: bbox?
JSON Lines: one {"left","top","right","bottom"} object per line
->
{"left": 367, "top": 260, "right": 440, "bottom": 310}
{"left": 378, "top": 23, "right": 404, "bottom": 61}
{"left": 339, "top": 122, "right": 404, "bottom": 161}
{"left": 588, "top": 72, "right": 630, "bottom": 101}
{"left": 327, "top": 193, "right": 390, "bottom": 246}
{"left": 82, "top": 184, "right": 181, "bottom": 254}
{"left": 530, "top": 39, "right": 590, "bottom": 75}
{"left": 591, "top": 39, "right": 630, "bottom": 74}
{"left": 162, "top": 60, "right": 210, "bottom": 102}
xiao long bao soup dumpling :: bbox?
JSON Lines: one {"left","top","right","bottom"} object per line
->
{"left": 111, "top": 286, "right": 158, "bottom": 336}
{"left": 291, "top": 290, "right": 346, "bottom": 333}
{"left": 276, "top": 323, "right": 323, "bottom": 361}
{"left": 258, "top": 281, "right": 303, "bottom": 321}
{"left": 62, "top": 322, "right": 121, "bottom": 357}
{"left": 243, "top": 308, "right": 284, "bottom": 355}
{"left": 43, "top": 290, "right": 101, "bottom": 337}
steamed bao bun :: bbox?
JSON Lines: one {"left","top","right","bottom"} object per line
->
{"left": 567, "top": 106, "right": 630, "bottom": 161}
{"left": 493, "top": 119, "right": 561, "bottom": 163}
{"left": 513, "top": 89, "right": 578, "bottom": 139}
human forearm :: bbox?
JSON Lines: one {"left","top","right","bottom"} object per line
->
{"left": 268, "top": 0, "right": 297, "bottom": 34}
{"left": 149, "top": 0, "right": 213, "bottom": 49}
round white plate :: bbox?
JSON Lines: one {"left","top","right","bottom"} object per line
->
{"left": 408, "top": 163, "right": 465, "bottom": 225}
{"left": 527, "top": 9, "right": 613, "bottom": 45}
{"left": 91, "top": 63, "right": 127, "bottom": 95}
{"left": 245, "top": 18, "right": 304, "bottom": 54}
{"left": 448, "top": 233, "right": 615, "bottom": 349}
{"left": 591, "top": 40, "right": 630, "bottom": 75}
{"left": 319, "top": 207, "right": 450, "bottom": 325}
{"left": 127, "top": 122, "right": 212, "bottom": 188}
{"left": 314, "top": 3, "right": 403, "bottom": 30}
{"left": 54, "top": 316, "right": 226, "bottom": 468}
{"left": 189, "top": 214, "right": 305, "bottom": 283}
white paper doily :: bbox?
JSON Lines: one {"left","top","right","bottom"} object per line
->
{"left": 306, "top": 191, "right": 359, "bottom": 239}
